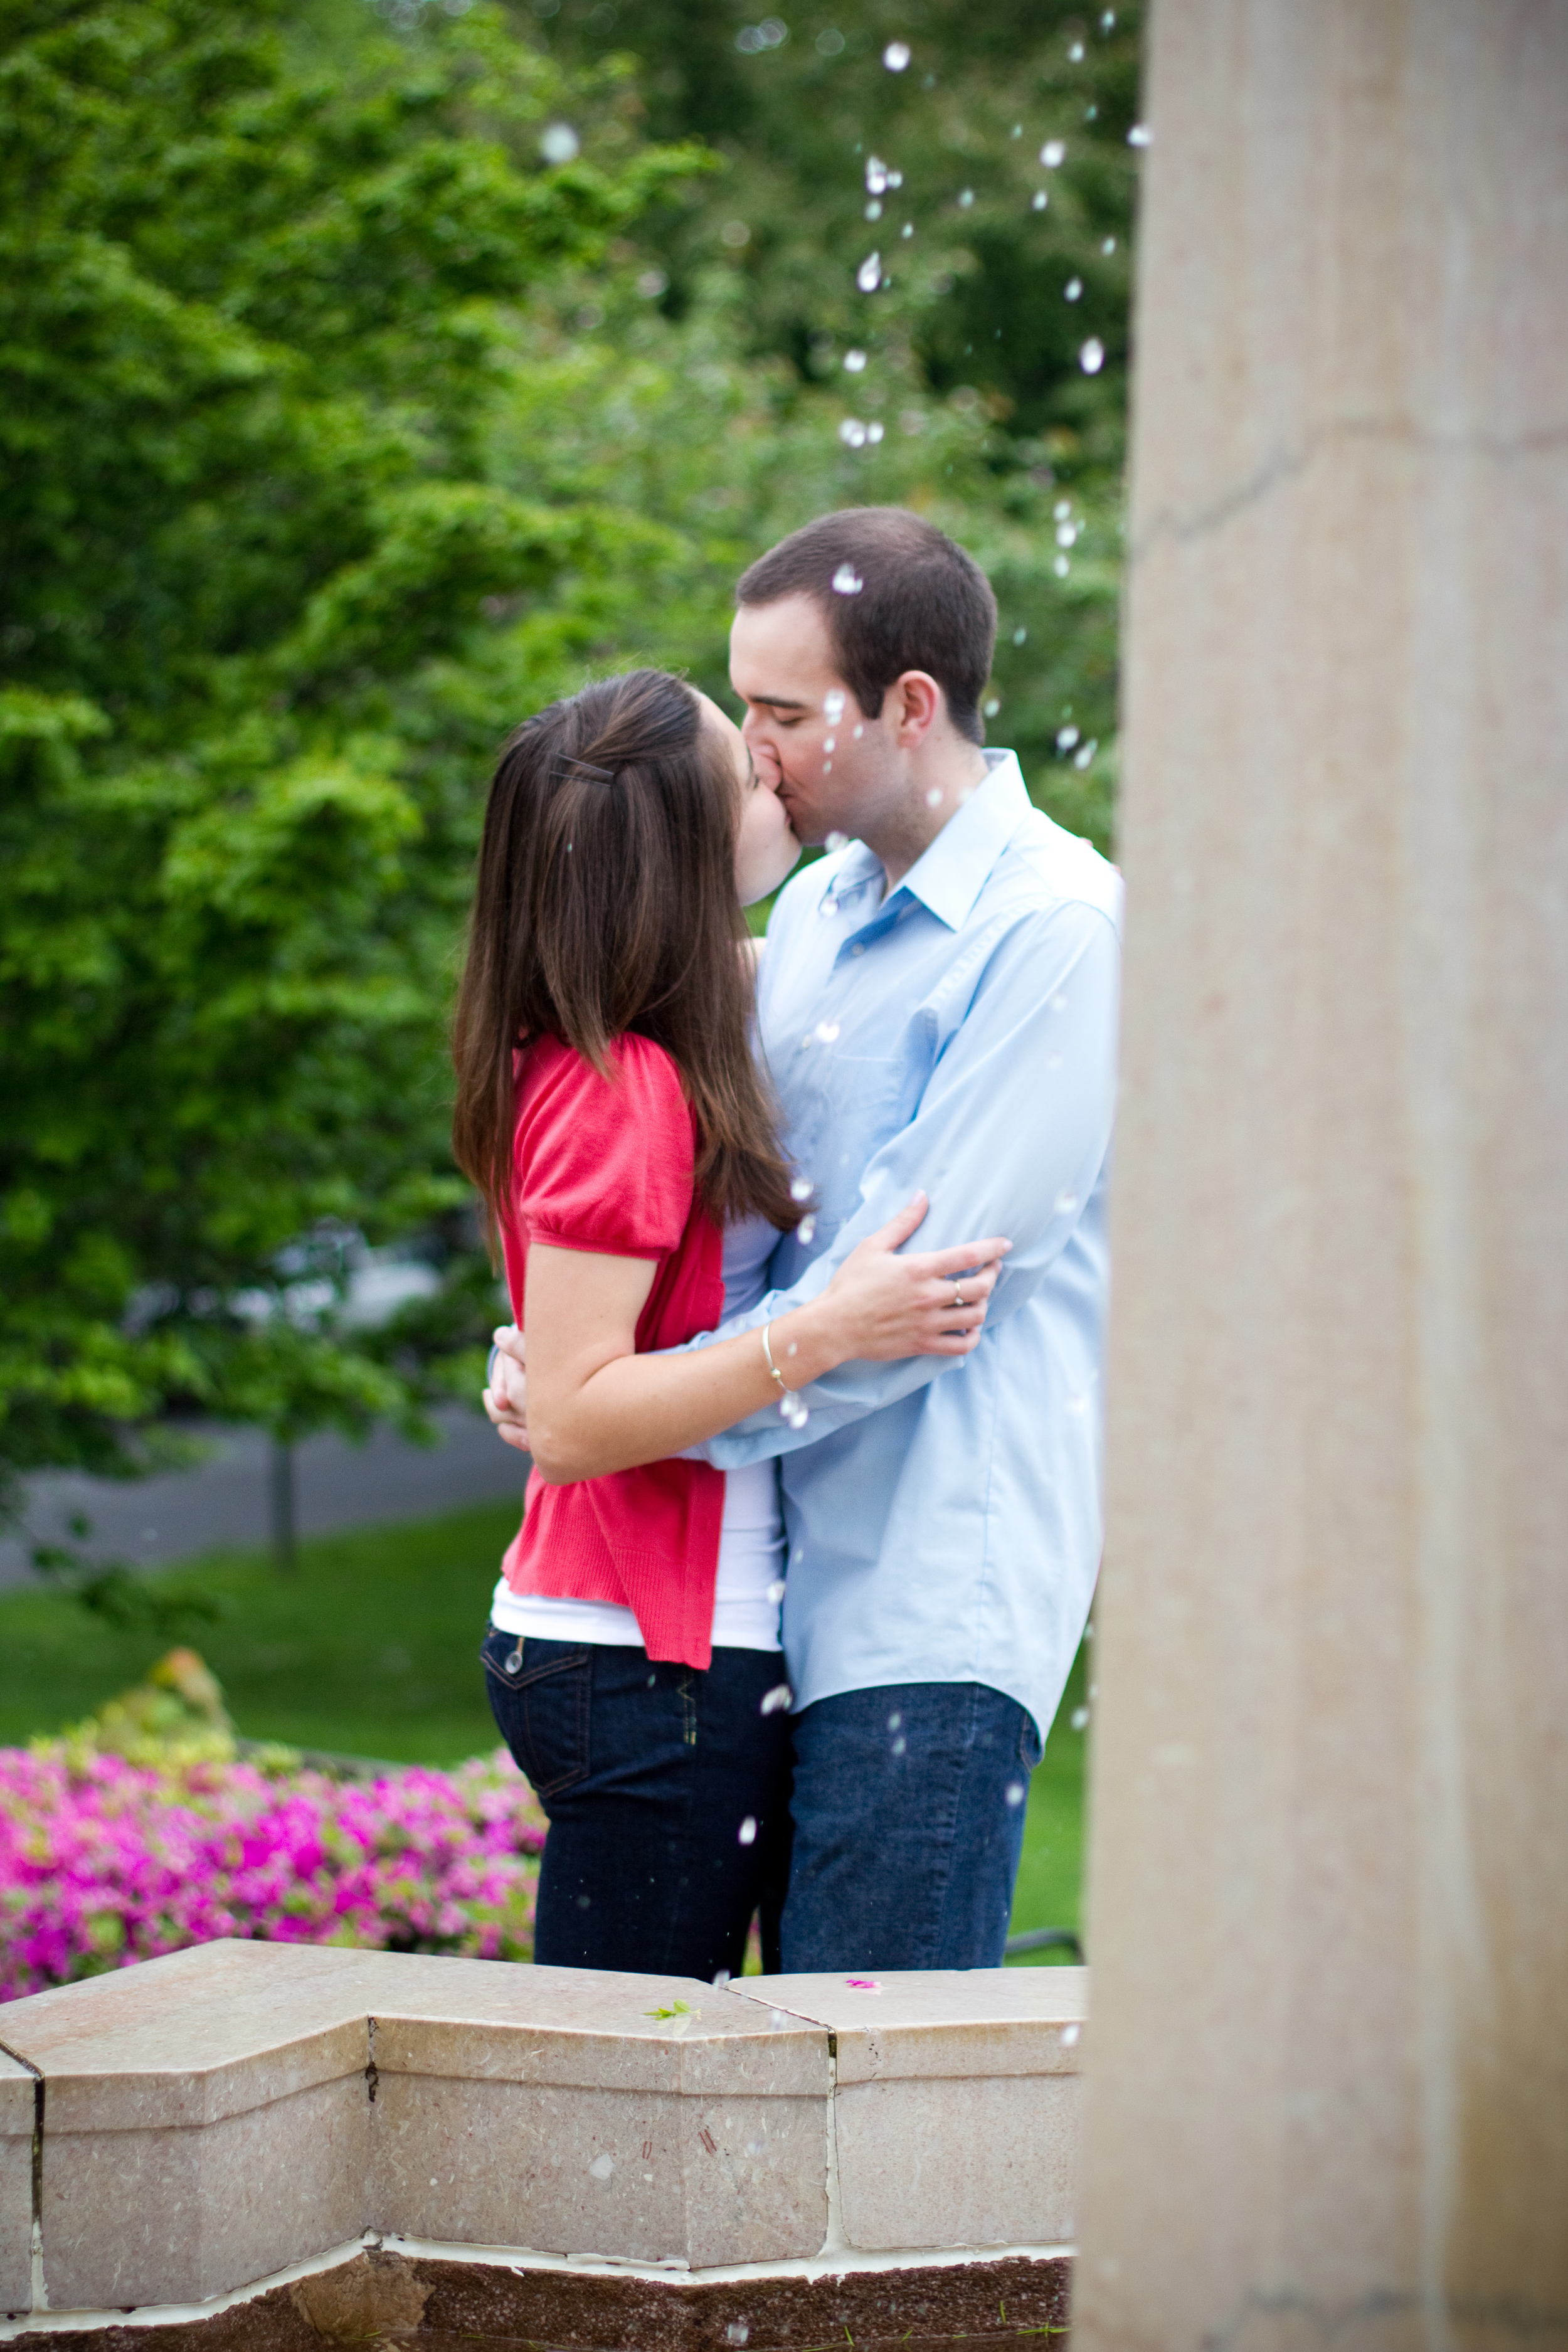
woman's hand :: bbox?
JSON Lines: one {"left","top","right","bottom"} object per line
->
{"left": 484, "top": 1328, "right": 531, "bottom": 1453}
{"left": 778, "top": 1193, "right": 1010, "bottom": 1374}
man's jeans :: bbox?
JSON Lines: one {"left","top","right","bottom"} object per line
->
{"left": 780, "top": 1681, "right": 1042, "bottom": 1971}
{"left": 481, "top": 1629, "right": 792, "bottom": 1982}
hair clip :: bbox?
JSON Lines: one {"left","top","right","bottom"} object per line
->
{"left": 564, "top": 758, "right": 617, "bottom": 782}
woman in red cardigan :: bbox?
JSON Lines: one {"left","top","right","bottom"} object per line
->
{"left": 451, "top": 669, "right": 1007, "bottom": 1981}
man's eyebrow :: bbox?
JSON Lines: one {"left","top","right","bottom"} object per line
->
{"left": 746, "top": 692, "right": 813, "bottom": 711}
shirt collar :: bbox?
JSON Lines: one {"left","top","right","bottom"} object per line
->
{"left": 894, "top": 750, "right": 1032, "bottom": 931}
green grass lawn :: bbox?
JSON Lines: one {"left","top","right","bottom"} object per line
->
{"left": 0, "top": 1501, "right": 1088, "bottom": 1952}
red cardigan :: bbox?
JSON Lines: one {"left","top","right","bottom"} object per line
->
{"left": 496, "top": 1033, "right": 727, "bottom": 1668}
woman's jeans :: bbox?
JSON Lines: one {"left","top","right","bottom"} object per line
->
{"left": 481, "top": 1629, "right": 792, "bottom": 1981}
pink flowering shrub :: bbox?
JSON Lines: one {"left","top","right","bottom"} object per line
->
{"left": 0, "top": 1744, "right": 547, "bottom": 2002}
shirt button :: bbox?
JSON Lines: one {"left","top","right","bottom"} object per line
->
{"left": 851, "top": 943, "right": 866, "bottom": 956}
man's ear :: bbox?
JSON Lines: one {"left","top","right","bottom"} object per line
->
{"left": 892, "top": 670, "right": 943, "bottom": 746}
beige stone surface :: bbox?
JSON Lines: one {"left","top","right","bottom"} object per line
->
{"left": 0, "top": 1941, "right": 369, "bottom": 2131}
{"left": 41, "top": 2073, "right": 369, "bottom": 2311}
{"left": 1076, "top": 4, "right": 1568, "bottom": 2349}
{"left": 740, "top": 1968, "right": 1087, "bottom": 2082}
{"left": 0, "top": 2049, "right": 34, "bottom": 2316}
{"left": 2, "top": 1945, "right": 831, "bottom": 2300}
{"left": 835, "top": 2073, "right": 1079, "bottom": 2251}
{"left": 371, "top": 2073, "right": 828, "bottom": 2266}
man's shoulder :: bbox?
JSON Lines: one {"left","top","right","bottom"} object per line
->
{"left": 993, "top": 804, "right": 1123, "bottom": 938}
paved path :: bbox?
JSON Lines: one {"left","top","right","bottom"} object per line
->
{"left": 0, "top": 1406, "right": 527, "bottom": 1590}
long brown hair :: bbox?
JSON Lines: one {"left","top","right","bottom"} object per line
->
{"left": 452, "top": 668, "right": 802, "bottom": 1236}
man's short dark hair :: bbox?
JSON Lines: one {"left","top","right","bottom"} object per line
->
{"left": 735, "top": 507, "right": 999, "bottom": 745}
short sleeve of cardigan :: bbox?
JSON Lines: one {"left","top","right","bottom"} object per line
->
{"left": 516, "top": 1036, "right": 696, "bottom": 1261}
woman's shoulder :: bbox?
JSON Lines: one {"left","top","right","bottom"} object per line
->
{"left": 522, "top": 1032, "right": 688, "bottom": 1124}
{"left": 515, "top": 1033, "right": 698, "bottom": 1254}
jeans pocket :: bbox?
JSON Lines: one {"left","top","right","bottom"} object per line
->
{"left": 482, "top": 1632, "right": 591, "bottom": 1801}
{"left": 1017, "top": 1710, "right": 1045, "bottom": 1774}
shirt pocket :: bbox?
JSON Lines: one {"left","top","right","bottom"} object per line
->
{"left": 785, "top": 1052, "right": 915, "bottom": 1246}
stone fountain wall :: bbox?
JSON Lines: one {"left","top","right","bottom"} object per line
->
{"left": 0, "top": 1942, "right": 1083, "bottom": 2348}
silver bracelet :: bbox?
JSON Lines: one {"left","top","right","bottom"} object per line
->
{"left": 761, "top": 1322, "right": 791, "bottom": 1393}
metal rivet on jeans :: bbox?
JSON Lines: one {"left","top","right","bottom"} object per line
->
{"left": 504, "top": 1643, "right": 524, "bottom": 1676}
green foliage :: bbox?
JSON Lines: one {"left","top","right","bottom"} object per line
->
{"left": 0, "top": 0, "right": 706, "bottom": 1510}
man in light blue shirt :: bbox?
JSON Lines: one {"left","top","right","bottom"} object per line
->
{"left": 679, "top": 507, "right": 1122, "bottom": 1970}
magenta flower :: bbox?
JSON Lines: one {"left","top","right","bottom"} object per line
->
{"left": 0, "top": 1745, "right": 547, "bottom": 2001}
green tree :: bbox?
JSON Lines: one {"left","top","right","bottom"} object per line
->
{"left": 0, "top": 0, "right": 703, "bottom": 1531}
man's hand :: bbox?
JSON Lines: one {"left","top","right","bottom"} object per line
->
{"left": 483, "top": 1325, "right": 530, "bottom": 1454}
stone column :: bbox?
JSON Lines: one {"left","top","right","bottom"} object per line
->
{"left": 1075, "top": 6, "right": 1568, "bottom": 2348}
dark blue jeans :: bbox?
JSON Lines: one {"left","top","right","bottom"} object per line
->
{"left": 779, "top": 1681, "right": 1042, "bottom": 1972}
{"left": 481, "top": 1629, "right": 793, "bottom": 1981}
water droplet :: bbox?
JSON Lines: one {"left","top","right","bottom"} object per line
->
{"left": 738, "top": 1816, "right": 758, "bottom": 1846}
{"left": 825, "top": 828, "right": 849, "bottom": 850}
{"left": 1127, "top": 122, "right": 1152, "bottom": 147}
{"left": 1067, "top": 37, "right": 1084, "bottom": 59}
{"left": 1071, "top": 1705, "right": 1090, "bottom": 1732}
{"left": 887, "top": 1710, "right": 902, "bottom": 1730}
{"left": 760, "top": 1683, "right": 793, "bottom": 1714}
{"left": 852, "top": 724, "right": 864, "bottom": 738}
{"left": 1040, "top": 138, "right": 1066, "bottom": 167}
{"left": 1031, "top": 190, "right": 1048, "bottom": 211}
{"left": 832, "top": 562, "right": 865, "bottom": 594}
{"left": 983, "top": 696, "right": 1000, "bottom": 716}
{"left": 958, "top": 188, "right": 975, "bottom": 208}
{"left": 814, "top": 1019, "right": 840, "bottom": 1044}
{"left": 577, "top": 1892, "right": 592, "bottom": 1907}
{"left": 891, "top": 1734, "right": 907, "bottom": 1756}
{"left": 727, "top": 2318, "right": 750, "bottom": 2338}
{"left": 1061, "top": 2021, "right": 1081, "bottom": 2047}
{"left": 766, "top": 1578, "right": 787, "bottom": 1604}
{"left": 743, "top": 2136, "right": 765, "bottom": 2158}
{"left": 1064, "top": 276, "right": 1083, "bottom": 301}
{"left": 798, "top": 1213, "right": 817, "bottom": 1242}
{"left": 1079, "top": 337, "right": 1106, "bottom": 374}
{"left": 882, "top": 40, "right": 910, "bottom": 70}
{"left": 1101, "top": 235, "right": 1117, "bottom": 255}
{"left": 837, "top": 419, "right": 868, "bottom": 449}
{"left": 637, "top": 267, "right": 668, "bottom": 299}
{"left": 1055, "top": 1189, "right": 1079, "bottom": 1216}
{"left": 589, "top": 2152, "right": 615, "bottom": 2180}
{"left": 866, "top": 157, "right": 888, "bottom": 193}
{"left": 787, "top": 1341, "right": 797, "bottom": 1356}
{"left": 824, "top": 736, "right": 836, "bottom": 751}
{"left": 824, "top": 689, "right": 847, "bottom": 719}
{"left": 865, "top": 199, "right": 882, "bottom": 220}
{"left": 1074, "top": 738, "right": 1098, "bottom": 769}
{"left": 1005, "top": 1780, "right": 1025, "bottom": 1806}
{"left": 1101, "top": 8, "right": 1116, "bottom": 25}
{"left": 1012, "top": 626, "right": 1027, "bottom": 645}
{"left": 856, "top": 251, "right": 882, "bottom": 292}
{"left": 925, "top": 786, "right": 943, "bottom": 807}
{"left": 1054, "top": 499, "right": 1071, "bottom": 520}
{"left": 790, "top": 1175, "right": 813, "bottom": 1200}
{"left": 866, "top": 420, "right": 884, "bottom": 443}
{"left": 1053, "top": 554, "right": 1070, "bottom": 577}
{"left": 1056, "top": 521, "right": 1078, "bottom": 548}
{"left": 901, "top": 220, "right": 914, "bottom": 236}
{"left": 843, "top": 348, "right": 867, "bottom": 373}
{"left": 539, "top": 122, "right": 580, "bottom": 164}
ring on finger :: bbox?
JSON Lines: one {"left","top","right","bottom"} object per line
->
{"left": 952, "top": 1283, "right": 966, "bottom": 1310}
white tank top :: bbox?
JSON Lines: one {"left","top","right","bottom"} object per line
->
{"left": 489, "top": 1214, "right": 785, "bottom": 1652}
